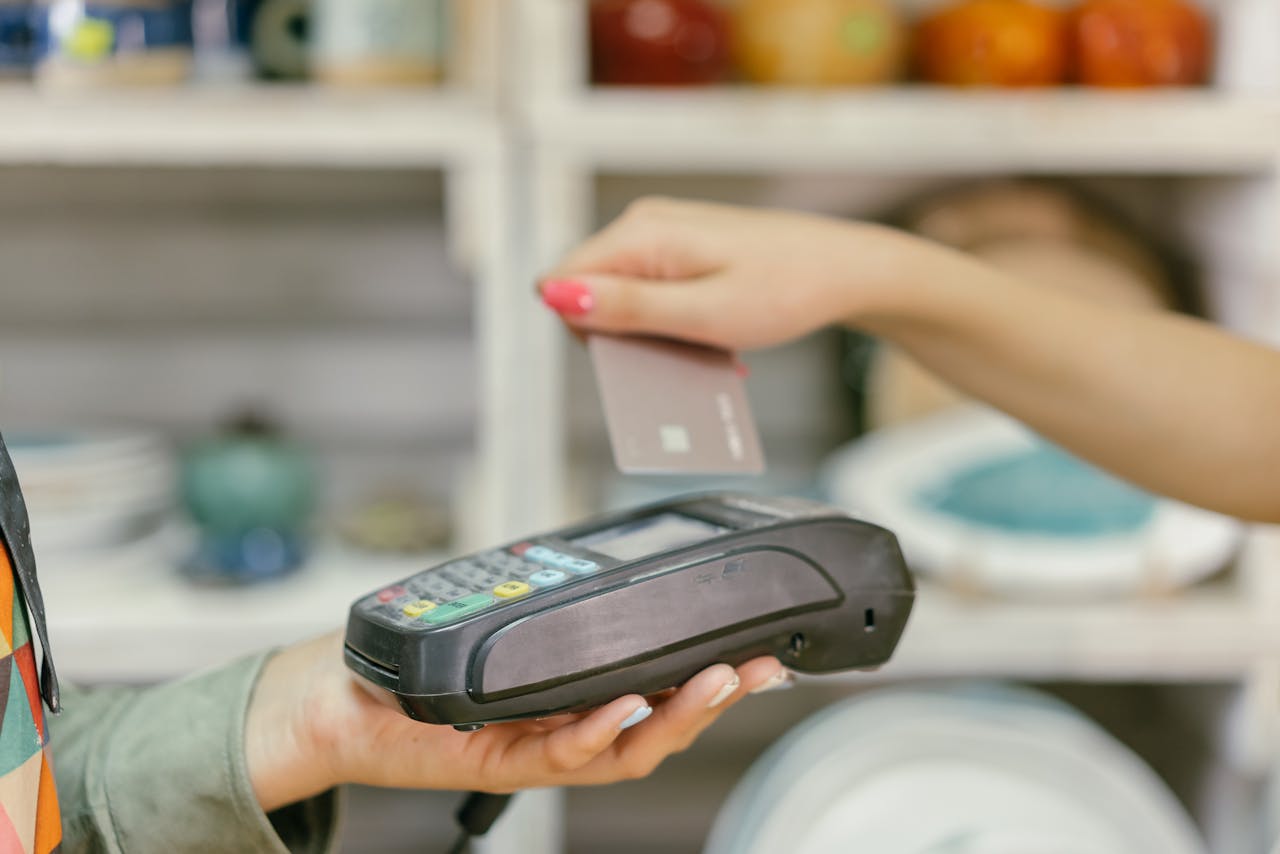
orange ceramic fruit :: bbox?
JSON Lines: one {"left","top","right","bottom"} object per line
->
{"left": 734, "top": 0, "right": 907, "bottom": 86}
{"left": 1071, "top": 0, "right": 1212, "bottom": 87}
{"left": 916, "top": 0, "right": 1069, "bottom": 87}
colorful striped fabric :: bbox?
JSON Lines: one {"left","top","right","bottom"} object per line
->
{"left": 0, "top": 547, "right": 59, "bottom": 854}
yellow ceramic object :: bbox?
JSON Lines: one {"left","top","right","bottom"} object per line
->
{"left": 64, "top": 19, "right": 115, "bottom": 61}
{"left": 734, "top": 0, "right": 907, "bottom": 86}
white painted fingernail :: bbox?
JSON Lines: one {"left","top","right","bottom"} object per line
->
{"left": 618, "top": 704, "right": 652, "bottom": 731}
{"left": 750, "top": 670, "right": 792, "bottom": 694}
{"left": 706, "top": 675, "right": 741, "bottom": 709}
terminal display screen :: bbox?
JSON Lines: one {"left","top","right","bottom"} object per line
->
{"left": 572, "top": 512, "right": 726, "bottom": 561}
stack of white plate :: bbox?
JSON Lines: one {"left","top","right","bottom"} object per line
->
{"left": 821, "top": 406, "right": 1242, "bottom": 597}
{"left": 6, "top": 432, "right": 174, "bottom": 554}
{"left": 706, "top": 685, "right": 1207, "bottom": 854}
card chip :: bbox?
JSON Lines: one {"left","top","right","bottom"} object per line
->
{"left": 659, "top": 424, "right": 691, "bottom": 454}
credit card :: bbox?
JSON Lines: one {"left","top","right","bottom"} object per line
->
{"left": 588, "top": 334, "right": 765, "bottom": 475}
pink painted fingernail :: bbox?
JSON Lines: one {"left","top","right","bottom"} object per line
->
{"left": 618, "top": 703, "right": 652, "bottom": 731}
{"left": 541, "top": 279, "right": 595, "bottom": 316}
{"left": 734, "top": 360, "right": 751, "bottom": 379}
{"left": 707, "top": 674, "right": 740, "bottom": 709}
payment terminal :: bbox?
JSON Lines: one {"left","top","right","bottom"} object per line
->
{"left": 345, "top": 492, "right": 914, "bottom": 729}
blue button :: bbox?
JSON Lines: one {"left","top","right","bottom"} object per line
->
{"left": 565, "top": 558, "right": 599, "bottom": 575}
{"left": 529, "top": 568, "right": 569, "bottom": 587}
{"left": 525, "top": 546, "right": 560, "bottom": 565}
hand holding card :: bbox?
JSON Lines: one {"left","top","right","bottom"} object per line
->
{"left": 589, "top": 335, "right": 765, "bottom": 476}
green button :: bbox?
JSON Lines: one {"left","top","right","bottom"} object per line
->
{"left": 422, "top": 593, "right": 495, "bottom": 625}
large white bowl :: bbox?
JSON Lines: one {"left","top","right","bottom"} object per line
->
{"left": 706, "top": 685, "right": 1207, "bottom": 854}
{"left": 821, "top": 407, "right": 1242, "bottom": 597}
{"left": 7, "top": 432, "right": 174, "bottom": 552}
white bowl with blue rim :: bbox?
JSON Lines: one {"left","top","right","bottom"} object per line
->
{"left": 820, "top": 406, "right": 1241, "bottom": 597}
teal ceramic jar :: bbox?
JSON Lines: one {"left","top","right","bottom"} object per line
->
{"left": 181, "top": 417, "right": 317, "bottom": 583}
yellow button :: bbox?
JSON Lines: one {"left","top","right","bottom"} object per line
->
{"left": 493, "top": 581, "right": 531, "bottom": 599}
{"left": 403, "top": 600, "right": 438, "bottom": 617}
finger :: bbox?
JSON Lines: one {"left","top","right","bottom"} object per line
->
{"left": 533, "top": 711, "right": 584, "bottom": 725}
{"left": 665, "top": 657, "right": 782, "bottom": 719}
{"left": 570, "top": 664, "right": 742, "bottom": 784}
{"left": 499, "top": 695, "right": 651, "bottom": 787}
{"left": 628, "top": 658, "right": 784, "bottom": 751}
{"left": 624, "top": 661, "right": 742, "bottom": 742}
{"left": 538, "top": 273, "right": 731, "bottom": 349}
{"left": 546, "top": 659, "right": 787, "bottom": 787}
{"left": 644, "top": 687, "right": 679, "bottom": 703}
{"left": 732, "top": 657, "right": 788, "bottom": 695}
{"left": 551, "top": 197, "right": 720, "bottom": 281}
{"left": 529, "top": 710, "right": 589, "bottom": 731}
{"left": 551, "top": 213, "right": 665, "bottom": 279}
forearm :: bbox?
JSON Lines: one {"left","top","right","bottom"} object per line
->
{"left": 53, "top": 656, "right": 339, "bottom": 854}
{"left": 543, "top": 198, "right": 1280, "bottom": 520}
{"left": 855, "top": 238, "right": 1280, "bottom": 523}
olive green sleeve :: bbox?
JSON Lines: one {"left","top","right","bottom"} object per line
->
{"left": 49, "top": 652, "right": 340, "bottom": 854}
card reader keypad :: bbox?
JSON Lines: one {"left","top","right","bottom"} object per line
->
{"left": 369, "top": 544, "right": 602, "bottom": 627}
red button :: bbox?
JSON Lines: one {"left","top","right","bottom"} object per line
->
{"left": 510, "top": 543, "right": 531, "bottom": 556}
{"left": 377, "top": 585, "right": 407, "bottom": 603}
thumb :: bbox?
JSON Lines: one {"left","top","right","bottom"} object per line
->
{"left": 538, "top": 274, "right": 722, "bottom": 347}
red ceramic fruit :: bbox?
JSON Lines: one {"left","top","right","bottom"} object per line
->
{"left": 590, "top": 0, "right": 731, "bottom": 86}
{"left": 733, "top": 0, "right": 908, "bottom": 87}
{"left": 916, "top": 0, "right": 1070, "bottom": 87}
{"left": 1070, "top": 0, "right": 1212, "bottom": 87}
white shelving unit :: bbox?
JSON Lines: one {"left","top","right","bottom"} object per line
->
{"left": 878, "top": 573, "right": 1280, "bottom": 684}
{"left": 8, "top": 0, "right": 1280, "bottom": 850}
{"left": 40, "top": 535, "right": 448, "bottom": 683}
{"left": 0, "top": 88, "right": 494, "bottom": 168}
{"left": 0, "top": 3, "right": 571, "bottom": 850}
{"left": 515, "top": 0, "right": 1280, "bottom": 661}
{"left": 1, "top": 0, "right": 533, "bottom": 548}
{"left": 514, "top": 2, "right": 1280, "bottom": 848}
{"left": 531, "top": 88, "right": 1280, "bottom": 174}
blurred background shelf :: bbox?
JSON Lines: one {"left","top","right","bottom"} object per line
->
{"left": 509, "top": 2, "right": 1280, "bottom": 846}
{"left": 40, "top": 536, "right": 449, "bottom": 683}
{"left": 4, "top": 0, "right": 1280, "bottom": 849}
{"left": 0, "top": 86, "right": 498, "bottom": 168}
{"left": 41, "top": 556, "right": 1274, "bottom": 686}
{"left": 530, "top": 90, "right": 1280, "bottom": 174}
{"left": 876, "top": 579, "right": 1280, "bottom": 682}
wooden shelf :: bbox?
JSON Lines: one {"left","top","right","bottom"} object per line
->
{"left": 529, "top": 89, "right": 1280, "bottom": 175}
{"left": 871, "top": 578, "right": 1280, "bottom": 683}
{"left": 41, "top": 536, "right": 447, "bottom": 683}
{"left": 41, "top": 539, "right": 1279, "bottom": 685}
{"left": 0, "top": 85, "right": 497, "bottom": 168}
